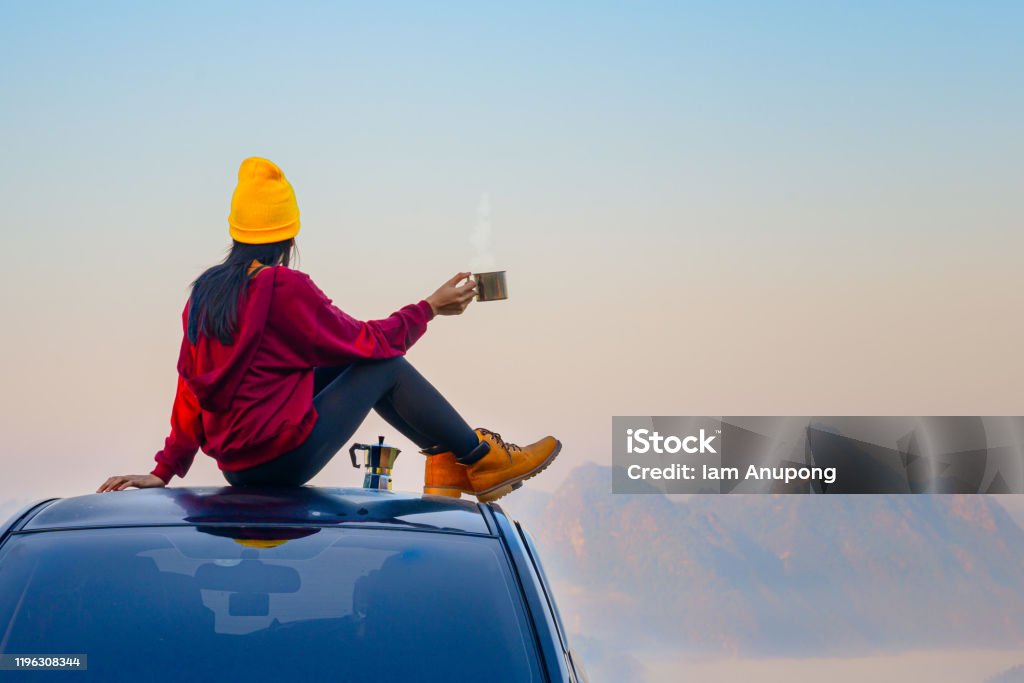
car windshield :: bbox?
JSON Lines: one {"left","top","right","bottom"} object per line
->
{"left": 0, "top": 526, "right": 542, "bottom": 682}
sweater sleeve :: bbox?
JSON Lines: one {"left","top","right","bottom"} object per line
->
{"left": 287, "top": 270, "right": 435, "bottom": 366}
{"left": 151, "top": 364, "right": 204, "bottom": 484}
{"left": 313, "top": 298, "right": 435, "bottom": 366}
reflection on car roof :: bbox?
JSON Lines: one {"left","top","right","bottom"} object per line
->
{"left": 21, "top": 487, "right": 491, "bottom": 536}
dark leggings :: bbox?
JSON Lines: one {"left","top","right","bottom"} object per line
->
{"left": 222, "top": 356, "right": 480, "bottom": 486}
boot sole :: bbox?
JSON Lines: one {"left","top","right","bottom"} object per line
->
{"left": 423, "top": 481, "right": 524, "bottom": 500}
{"left": 475, "top": 440, "right": 562, "bottom": 503}
{"left": 423, "top": 486, "right": 463, "bottom": 498}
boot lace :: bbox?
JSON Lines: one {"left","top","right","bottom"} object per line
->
{"left": 478, "top": 428, "right": 522, "bottom": 454}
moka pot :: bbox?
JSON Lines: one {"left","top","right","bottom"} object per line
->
{"left": 349, "top": 436, "right": 401, "bottom": 490}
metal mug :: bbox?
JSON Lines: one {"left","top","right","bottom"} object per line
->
{"left": 349, "top": 436, "right": 401, "bottom": 490}
{"left": 473, "top": 270, "right": 508, "bottom": 301}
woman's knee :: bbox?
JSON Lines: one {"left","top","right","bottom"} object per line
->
{"left": 377, "top": 355, "right": 410, "bottom": 369}
{"left": 354, "top": 355, "right": 412, "bottom": 381}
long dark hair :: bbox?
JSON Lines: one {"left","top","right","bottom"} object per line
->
{"left": 187, "top": 238, "right": 298, "bottom": 345}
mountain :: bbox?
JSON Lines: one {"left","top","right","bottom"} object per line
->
{"left": 516, "top": 463, "right": 1024, "bottom": 657}
{"left": 988, "top": 665, "right": 1024, "bottom": 683}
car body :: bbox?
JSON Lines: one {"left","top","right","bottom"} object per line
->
{"left": 0, "top": 487, "right": 588, "bottom": 682}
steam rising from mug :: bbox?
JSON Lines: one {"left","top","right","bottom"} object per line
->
{"left": 468, "top": 192, "right": 507, "bottom": 301}
{"left": 470, "top": 192, "right": 496, "bottom": 271}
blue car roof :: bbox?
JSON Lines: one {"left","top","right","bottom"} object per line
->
{"left": 19, "top": 486, "right": 492, "bottom": 536}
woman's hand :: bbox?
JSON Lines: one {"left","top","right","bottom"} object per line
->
{"left": 426, "top": 272, "right": 477, "bottom": 316}
{"left": 96, "top": 474, "right": 167, "bottom": 493}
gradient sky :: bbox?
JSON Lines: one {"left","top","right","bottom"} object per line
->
{"left": 1, "top": 1, "right": 1022, "bottom": 501}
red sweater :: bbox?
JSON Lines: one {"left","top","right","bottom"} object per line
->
{"left": 150, "top": 266, "right": 435, "bottom": 483}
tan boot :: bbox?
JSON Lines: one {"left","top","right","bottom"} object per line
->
{"left": 422, "top": 447, "right": 471, "bottom": 498}
{"left": 465, "top": 428, "right": 561, "bottom": 503}
{"left": 421, "top": 446, "right": 523, "bottom": 500}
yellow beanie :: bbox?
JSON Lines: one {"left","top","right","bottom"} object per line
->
{"left": 228, "top": 157, "right": 300, "bottom": 244}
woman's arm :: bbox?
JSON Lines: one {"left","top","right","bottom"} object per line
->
{"left": 312, "top": 298, "right": 435, "bottom": 365}
{"left": 148, "top": 373, "right": 205, "bottom": 484}
{"left": 282, "top": 270, "right": 475, "bottom": 367}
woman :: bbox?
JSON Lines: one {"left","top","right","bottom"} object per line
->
{"left": 97, "top": 157, "right": 560, "bottom": 501}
